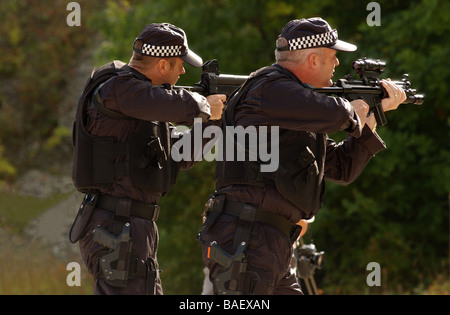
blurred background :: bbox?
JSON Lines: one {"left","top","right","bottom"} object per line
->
{"left": 0, "top": 0, "right": 448, "bottom": 294}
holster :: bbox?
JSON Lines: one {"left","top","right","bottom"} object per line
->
{"left": 92, "top": 220, "right": 161, "bottom": 294}
{"left": 93, "top": 223, "right": 133, "bottom": 288}
{"left": 69, "top": 191, "right": 98, "bottom": 244}
{"left": 197, "top": 194, "right": 226, "bottom": 244}
{"left": 208, "top": 241, "right": 258, "bottom": 295}
{"left": 201, "top": 195, "right": 301, "bottom": 295}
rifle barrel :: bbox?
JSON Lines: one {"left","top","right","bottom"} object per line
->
{"left": 216, "top": 74, "right": 248, "bottom": 85}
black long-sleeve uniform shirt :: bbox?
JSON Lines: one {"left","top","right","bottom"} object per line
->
{"left": 218, "top": 64, "right": 386, "bottom": 222}
{"left": 87, "top": 64, "right": 213, "bottom": 204}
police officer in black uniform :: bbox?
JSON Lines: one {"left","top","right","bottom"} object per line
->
{"left": 69, "top": 23, "right": 225, "bottom": 295}
{"left": 199, "top": 18, "right": 406, "bottom": 295}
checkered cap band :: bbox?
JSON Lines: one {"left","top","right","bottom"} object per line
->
{"left": 141, "top": 43, "right": 184, "bottom": 57}
{"left": 288, "top": 29, "right": 338, "bottom": 50}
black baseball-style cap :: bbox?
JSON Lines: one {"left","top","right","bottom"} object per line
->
{"left": 276, "top": 17, "right": 357, "bottom": 52}
{"left": 133, "top": 23, "right": 203, "bottom": 67}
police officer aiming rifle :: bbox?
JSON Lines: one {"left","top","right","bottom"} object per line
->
{"left": 69, "top": 23, "right": 225, "bottom": 295}
{"left": 198, "top": 17, "right": 408, "bottom": 295}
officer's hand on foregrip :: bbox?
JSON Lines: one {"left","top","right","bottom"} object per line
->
{"left": 381, "top": 79, "right": 407, "bottom": 112}
{"left": 207, "top": 94, "right": 226, "bottom": 120}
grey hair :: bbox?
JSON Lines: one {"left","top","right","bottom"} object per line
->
{"left": 275, "top": 47, "right": 325, "bottom": 65}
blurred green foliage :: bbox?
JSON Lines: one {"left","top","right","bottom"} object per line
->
{"left": 0, "top": 0, "right": 448, "bottom": 294}
{"left": 0, "top": 0, "right": 101, "bottom": 174}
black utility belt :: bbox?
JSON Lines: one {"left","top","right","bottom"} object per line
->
{"left": 222, "top": 199, "right": 301, "bottom": 242}
{"left": 97, "top": 194, "right": 160, "bottom": 221}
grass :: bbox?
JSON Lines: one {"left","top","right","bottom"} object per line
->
{"left": 0, "top": 190, "right": 93, "bottom": 295}
{"left": 0, "top": 190, "right": 72, "bottom": 234}
{"left": 0, "top": 238, "right": 93, "bottom": 295}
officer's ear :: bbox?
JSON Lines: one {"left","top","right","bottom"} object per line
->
{"left": 157, "top": 59, "right": 169, "bottom": 76}
{"left": 309, "top": 52, "right": 321, "bottom": 69}
{"left": 157, "top": 58, "right": 177, "bottom": 75}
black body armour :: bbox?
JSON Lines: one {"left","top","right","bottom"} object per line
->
{"left": 215, "top": 66, "right": 326, "bottom": 218}
{"left": 72, "top": 61, "right": 178, "bottom": 195}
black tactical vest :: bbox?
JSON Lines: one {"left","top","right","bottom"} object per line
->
{"left": 72, "top": 61, "right": 178, "bottom": 194}
{"left": 215, "top": 66, "right": 326, "bottom": 218}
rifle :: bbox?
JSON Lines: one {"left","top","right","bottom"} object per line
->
{"left": 179, "top": 58, "right": 424, "bottom": 126}
{"left": 314, "top": 57, "right": 424, "bottom": 125}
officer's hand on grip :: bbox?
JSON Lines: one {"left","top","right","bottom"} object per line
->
{"left": 350, "top": 99, "right": 370, "bottom": 128}
{"left": 207, "top": 94, "right": 226, "bottom": 120}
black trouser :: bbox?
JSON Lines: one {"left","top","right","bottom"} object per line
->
{"left": 79, "top": 208, "right": 162, "bottom": 295}
{"left": 202, "top": 213, "right": 303, "bottom": 295}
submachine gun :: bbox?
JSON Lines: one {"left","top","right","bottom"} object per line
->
{"left": 179, "top": 58, "right": 424, "bottom": 126}
{"left": 314, "top": 57, "right": 424, "bottom": 125}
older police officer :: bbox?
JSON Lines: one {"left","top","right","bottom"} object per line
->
{"left": 200, "top": 17, "right": 405, "bottom": 295}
